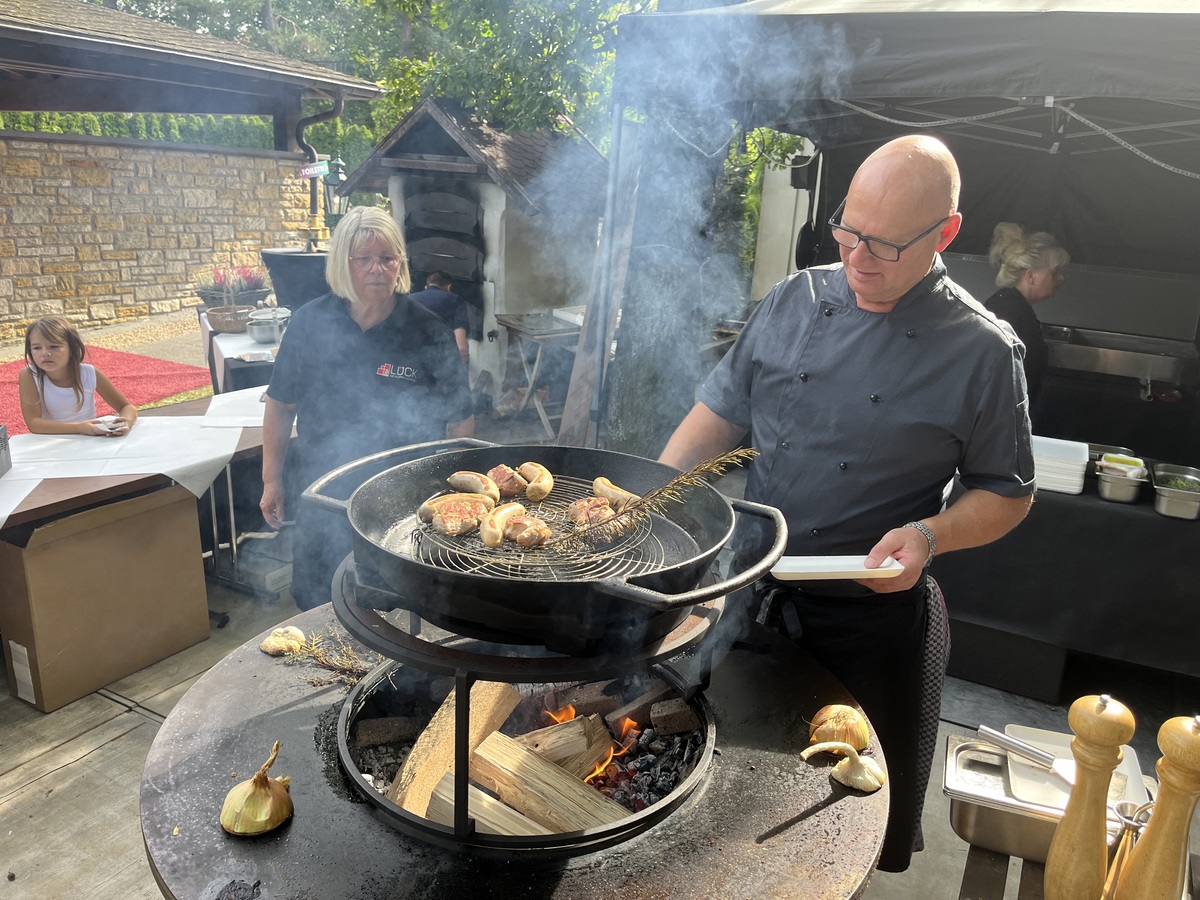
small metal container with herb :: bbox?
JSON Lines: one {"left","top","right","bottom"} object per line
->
{"left": 1150, "top": 463, "right": 1200, "bottom": 520}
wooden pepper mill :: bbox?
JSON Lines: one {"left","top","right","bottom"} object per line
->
{"left": 1113, "top": 714, "right": 1200, "bottom": 900}
{"left": 1044, "top": 693, "right": 1136, "bottom": 900}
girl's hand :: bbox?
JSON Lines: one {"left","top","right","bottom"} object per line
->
{"left": 81, "top": 419, "right": 110, "bottom": 436}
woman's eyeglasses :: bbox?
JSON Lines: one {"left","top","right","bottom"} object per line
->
{"left": 350, "top": 254, "right": 402, "bottom": 271}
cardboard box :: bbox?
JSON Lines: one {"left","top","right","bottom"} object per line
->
{"left": 0, "top": 485, "right": 210, "bottom": 712}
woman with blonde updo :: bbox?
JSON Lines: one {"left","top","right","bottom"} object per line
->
{"left": 986, "top": 222, "right": 1070, "bottom": 420}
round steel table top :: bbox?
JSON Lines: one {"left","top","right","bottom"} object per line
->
{"left": 140, "top": 606, "right": 886, "bottom": 899}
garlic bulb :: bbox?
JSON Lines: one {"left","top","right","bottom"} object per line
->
{"left": 808, "top": 704, "right": 869, "bottom": 753}
{"left": 259, "top": 626, "right": 305, "bottom": 656}
{"left": 220, "top": 741, "right": 294, "bottom": 835}
{"left": 801, "top": 741, "right": 886, "bottom": 793}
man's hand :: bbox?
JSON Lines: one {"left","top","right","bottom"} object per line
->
{"left": 260, "top": 480, "right": 286, "bottom": 530}
{"left": 858, "top": 525, "right": 930, "bottom": 593}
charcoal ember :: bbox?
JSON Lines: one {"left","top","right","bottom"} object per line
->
{"left": 648, "top": 739, "right": 669, "bottom": 755}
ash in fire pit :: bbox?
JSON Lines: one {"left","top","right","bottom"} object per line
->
{"left": 339, "top": 664, "right": 713, "bottom": 855}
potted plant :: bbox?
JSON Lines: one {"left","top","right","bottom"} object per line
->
{"left": 196, "top": 265, "right": 272, "bottom": 308}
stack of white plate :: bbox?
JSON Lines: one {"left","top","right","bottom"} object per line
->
{"left": 1033, "top": 435, "right": 1088, "bottom": 494}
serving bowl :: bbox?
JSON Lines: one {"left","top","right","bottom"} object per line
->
{"left": 1150, "top": 463, "right": 1200, "bottom": 520}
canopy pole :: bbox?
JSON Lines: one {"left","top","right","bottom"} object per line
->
{"left": 589, "top": 100, "right": 628, "bottom": 448}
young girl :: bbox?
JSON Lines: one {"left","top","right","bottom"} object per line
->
{"left": 18, "top": 316, "right": 138, "bottom": 436}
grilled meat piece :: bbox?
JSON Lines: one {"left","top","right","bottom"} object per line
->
{"left": 593, "top": 477, "right": 639, "bottom": 513}
{"left": 517, "top": 462, "right": 554, "bottom": 501}
{"left": 502, "top": 514, "right": 552, "bottom": 548}
{"left": 429, "top": 497, "right": 492, "bottom": 535}
{"left": 488, "top": 464, "right": 529, "bottom": 497}
{"left": 447, "top": 470, "right": 501, "bottom": 503}
{"left": 480, "top": 501, "right": 526, "bottom": 548}
{"left": 567, "top": 496, "right": 615, "bottom": 526}
{"left": 418, "top": 492, "right": 495, "bottom": 523}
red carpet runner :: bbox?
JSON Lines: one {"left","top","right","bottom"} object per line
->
{"left": 0, "top": 346, "right": 211, "bottom": 435}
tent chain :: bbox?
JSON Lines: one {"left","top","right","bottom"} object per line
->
{"left": 1056, "top": 104, "right": 1200, "bottom": 180}
{"left": 833, "top": 99, "right": 1028, "bottom": 128}
{"left": 660, "top": 116, "right": 740, "bottom": 158}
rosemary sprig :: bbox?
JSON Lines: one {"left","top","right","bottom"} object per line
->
{"left": 284, "top": 628, "right": 376, "bottom": 686}
{"left": 545, "top": 447, "right": 759, "bottom": 551}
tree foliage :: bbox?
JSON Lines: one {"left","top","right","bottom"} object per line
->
{"left": 92, "top": 0, "right": 646, "bottom": 142}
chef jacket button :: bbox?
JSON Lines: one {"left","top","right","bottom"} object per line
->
{"left": 799, "top": 373, "right": 809, "bottom": 382}
{"left": 810, "top": 528, "right": 821, "bottom": 537}
{"left": 839, "top": 462, "right": 848, "bottom": 470}
{"left": 781, "top": 441, "right": 791, "bottom": 450}
{"left": 870, "top": 394, "right": 881, "bottom": 403}
{"left": 824, "top": 308, "right": 834, "bottom": 317}
{"left": 906, "top": 329, "right": 916, "bottom": 338}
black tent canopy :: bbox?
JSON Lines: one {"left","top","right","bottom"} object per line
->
{"left": 614, "top": 1, "right": 1200, "bottom": 274}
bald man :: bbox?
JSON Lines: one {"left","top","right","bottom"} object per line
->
{"left": 661, "top": 136, "right": 1034, "bottom": 872}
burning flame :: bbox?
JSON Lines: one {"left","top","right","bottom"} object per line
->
{"left": 583, "top": 717, "right": 641, "bottom": 784}
{"left": 617, "top": 716, "right": 640, "bottom": 742}
{"left": 585, "top": 747, "right": 614, "bottom": 783}
{"left": 545, "top": 704, "right": 576, "bottom": 724}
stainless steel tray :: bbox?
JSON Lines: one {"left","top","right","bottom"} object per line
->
{"left": 943, "top": 735, "right": 1148, "bottom": 863}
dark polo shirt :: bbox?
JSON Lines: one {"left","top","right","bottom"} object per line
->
{"left": 408, "top": 286, "right": 469, "bottom": 333}
{"left": 267, "top": 291, "right": 473, "bottom": 484}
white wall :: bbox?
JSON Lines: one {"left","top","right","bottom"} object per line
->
{"left": 751, "top": 150, "right": 812, "bottom": 302}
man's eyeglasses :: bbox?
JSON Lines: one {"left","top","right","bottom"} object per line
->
{"left": 827, "top": 199, "right": 950, "bottom": 263}
{"left": 350, "top": 254, "right": 402, "bottom": 271}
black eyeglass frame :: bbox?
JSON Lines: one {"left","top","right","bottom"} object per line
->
{"left": 827, "top": 198, "right": 951, "bottom": 262}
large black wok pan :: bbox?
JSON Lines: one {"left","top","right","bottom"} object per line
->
{"left": 303, "top": 439, "right": 786, "bottom": 654}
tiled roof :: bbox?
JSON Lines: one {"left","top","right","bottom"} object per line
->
{"left": 343, "top": 98, "right": 608, "bottom": 216}
{"left": 0, "top": 0, "right": 379, "bottom": 98}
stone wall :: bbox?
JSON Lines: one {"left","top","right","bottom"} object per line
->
{"left": 0, "top": 131, "right": 315, "bottom": 343}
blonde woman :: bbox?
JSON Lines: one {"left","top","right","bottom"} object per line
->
{"left": 259, "top": 207, "right": 474, "bottom": 610}
{"left": 986, "top": 222, "right": 1070, "bottom": 418}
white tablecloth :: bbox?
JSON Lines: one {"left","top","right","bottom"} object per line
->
{"left": 200, "top": 312, "right": 280, "bottom": 393}
{"left": 0, "top": 418, "right": 243, "bottom": 530}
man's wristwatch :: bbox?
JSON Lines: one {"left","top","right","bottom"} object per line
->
{"left": 904, "top": 521, "right": 937, "bottom": 567}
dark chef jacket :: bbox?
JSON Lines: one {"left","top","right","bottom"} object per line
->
{"left": 700, "top": 258, "right": 1035, "bottom": 564}
{"left": 268, "top": 291, "right": 473, "bottom": 486}
{"left": 984, "top": 286, "right": 1048, "bottom": 408}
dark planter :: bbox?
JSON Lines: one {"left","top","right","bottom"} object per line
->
{"left": 260, "top": 248, "right": 331, "bottom": 310}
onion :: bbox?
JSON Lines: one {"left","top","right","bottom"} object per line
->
{"left": 808, "top": 704, "right": 870, "bottom": 754}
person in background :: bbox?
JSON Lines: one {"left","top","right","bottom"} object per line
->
{"left": 986, "top": 222, "right": 1070, "bottom": 422}
{"left": 659, "top": 135, "right": 1035, "bottom": 872}
{"left": 407, "top": 269, "right": 470, "bottom": 365}
{"left": 18, "top": 315, "right": 138, "bottom": 436}
{"left": 259, "top": 208, "right": 474, "bottom": 611}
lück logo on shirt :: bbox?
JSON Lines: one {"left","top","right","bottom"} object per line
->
{"left": 376, "top": 362, "right": 418, "bottom": 381}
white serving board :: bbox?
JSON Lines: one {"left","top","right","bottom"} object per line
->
{"left": 771, "top": 556, "right": 904, "bottom": 581}
{"left": 1004, "top": 723, "right": 1148, "bottom": 810}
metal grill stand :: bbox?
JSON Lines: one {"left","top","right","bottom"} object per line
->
{"left": 332, "top": 555, "right": 725, "bottom": 856}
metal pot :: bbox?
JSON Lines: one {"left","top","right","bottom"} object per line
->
{"left": 303, "top": 440, "right": 786, "bottom": 653}
{"left": 245, "top": 315, "right": 288, "bottom": 344}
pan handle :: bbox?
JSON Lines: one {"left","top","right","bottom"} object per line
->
{"left": 302, "top": 438, "right": 495, "bottom": 515}
{"left": 593, "top": 498, "right": 788, "bottom": 610}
